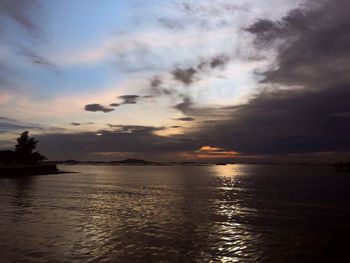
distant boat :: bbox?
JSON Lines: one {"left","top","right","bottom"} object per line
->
{"left": 215, "top": 163, "right": 227, "bottom": 166}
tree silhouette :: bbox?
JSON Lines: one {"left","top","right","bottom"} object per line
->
{"left": 0, "top": 150, "right": 16, "bottom": 164}
{"left": 15, "top": 131, "right": 46, "bottom": 164}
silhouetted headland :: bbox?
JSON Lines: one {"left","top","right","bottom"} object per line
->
{"left": 334, "top": 162, "right": 350, "bottom": 173}
{"left": 0, "top": 131, "right": 59, "bottom": 176}
{"left": 0, "top": 163, "right": 58, "bottom": 176}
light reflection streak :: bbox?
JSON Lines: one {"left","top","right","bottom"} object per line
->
{"left": 211, "top": 164, "right": 258, "bottom": 262}
{"left": 211, "top": 164, "right": 252, "bottom": 178}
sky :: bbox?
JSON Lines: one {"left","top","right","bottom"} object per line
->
{"left": 1, "top": 0, "right": 350, "bottom": 162}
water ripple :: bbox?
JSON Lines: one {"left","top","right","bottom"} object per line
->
{"left": 0, "top": 165, "right": 349, "bottom": 262}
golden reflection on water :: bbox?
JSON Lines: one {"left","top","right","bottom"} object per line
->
{"left": 212, "top": 164, "right": 242, "bottom": 177}
{"left": 211, "top": 164, "right": 257, "bottom": 262}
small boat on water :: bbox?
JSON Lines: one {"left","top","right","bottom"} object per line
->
{"left": 334, "top": 162, "right": 350, "bottom": 173}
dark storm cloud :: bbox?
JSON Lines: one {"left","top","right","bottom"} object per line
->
{"left": 209, "top": 55, "right": 230, "bottom": 69}
{"left": 70, "top": 122, "right": 81, "bottom": 126}
{"left": 84, "top": 104, "right": 114, "bottom": 113}
{"left": 198, "top": 54, "right": 231, "bottom": 71}
{"left": 174, "top": 96, "right": 194, "bottom": 115}
{"left": 118, "top": 95, "right": 140, "bottom": 104}
{"left": 246, "top": 0, "right": 350, "bottom": 87}
{"left": 147, "top": 54, "right": 231, "bottom": 101}
{"left": 172, "top": 67, "right": 197, "bottom": 85}
{"left": 176, "top": 117, "right": 195, "bottom": 122}
{"left": 194, "top": 85, "right": 350, "bottom": 155}
{"left": 171, "top": 92, "right": 227, "bottom": 118}
{"left": 106, "top": 124, "right": 165, "bottom": 134}
{"left": 90, "top": 95, "right": 146, "bottom": 114}
{"left": 139, "top": 53, "right": 233, "bottom": 120}
{"left": 101, "top": 0, "right": 350, "bottom": 158}
{"left": 149, "top": 76, "right": 177, "bottom": 97}
{"left": 187, "top": 0, "right": 350, "bottom": 156}
{"left": 174, "top": 54, "right": 231, "bottom": 79}
{"left": 245, "top": 19, "right": 278, "bottom": 42}
{"left": 17, "top": 0, "right": 350, "bottom": 161}
{"left": 36, "top": 128, "right": 199, "bottom": 161}
{"left": 142, "top": 54, "right": 232, "bottom": 113}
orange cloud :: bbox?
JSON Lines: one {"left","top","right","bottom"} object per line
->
{"left": 181, "top": 145, "right": 241, "bottom": 159}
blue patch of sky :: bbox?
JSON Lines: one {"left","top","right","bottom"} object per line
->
{"left": 43, "top": 0, "right": 133, "bottom": 51}
{"left": 15, "top": 63, "right": 120, "bottom": 99}
{"left": 7, "top": 1, "right": 139, "bottom": 99}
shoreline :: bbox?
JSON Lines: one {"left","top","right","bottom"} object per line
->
{"left": 0, "top": 164, "right": 64, "bottom": 177}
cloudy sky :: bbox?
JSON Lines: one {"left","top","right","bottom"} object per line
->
{"left": 1, "top": 0, "right": 349, "bottom": 162}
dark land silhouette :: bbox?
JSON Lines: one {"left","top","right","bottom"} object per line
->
{"left": 334, "top": 162, "right": 350, "bottom": 173}
{"left": 0, "top": 131, "right": 57, "bottom": 176}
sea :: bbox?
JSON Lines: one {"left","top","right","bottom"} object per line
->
{"left": 0, "top": 164, "right": 349, "bottom": 262}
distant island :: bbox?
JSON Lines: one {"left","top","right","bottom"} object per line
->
{"left": 54, "top": 158, "right": 211, "bottom": 166}
{"left": 0, "top": 131, "right": 58, "bottom": 176}
{"left": 2, "top": 132, "right": 346, "bottom": 175}
{"left": 52, "top": 159, "right": 343, "bottom": 167}
{"left": 53, "top": 159, "right": 225, "bottom": 166}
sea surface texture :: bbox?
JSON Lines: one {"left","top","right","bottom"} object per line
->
{"left": 0, "top": 164, "right": 349, "bottom": 262}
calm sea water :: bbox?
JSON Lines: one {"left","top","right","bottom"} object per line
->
{"left": 0, "top": 164, "right": 349, "bottom": 262}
